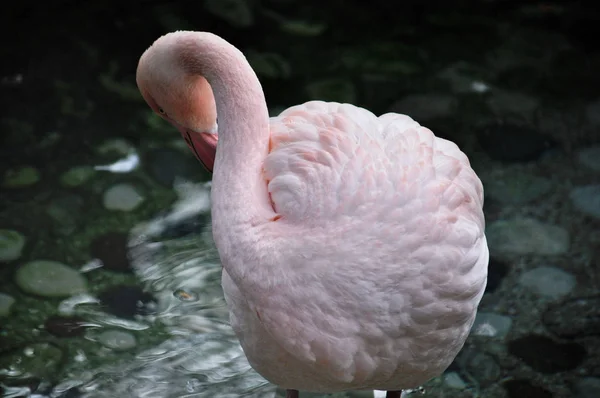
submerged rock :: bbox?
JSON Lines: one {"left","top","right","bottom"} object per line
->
{"left": 486, "top": 217, "right": 569, "bottom": 256}
{"left": 0, "top": 293, "right": 15, "bottom": 317}
{"left": 458, "top": 348, "right": 501, "bottom": 387}
{"left": 96, "top": 138, "right": 135, "bottom": 156}
{"left": 60, "top": 166, "right": 96, "bottom": 187}
{"left": 279, "top": 19, "right": 326, "bottom": 37}
{"left": 15, "top": 260, "right": 87, "bottom": 298}
{"left": 443, "top": 372, "right": 468, "bottom": 390}
{"left": 97, "top": 330, "right": 137, "bottom": 351}
{"left": 472, "top": 312, "right": 513, "bottom": 338}
{"left": 483, "top": 170, "right": 552, "bottom": 204}
{"left": 2, "top": 165, "right": 40, "bottom": 188}
{"left": 46, "top": 195, "right": 85, "bottom": 235}
{"left": 578, "top": 146, "right": 600, "bottom": 172}
{"left": 0, "top": 229, "right": 26, "bottom": 261}
{"left": 519, "top": 266, "right": 576, "bottom": 299}
{"left": 570, "top": 184, "right": 600, "bottom": 219}
{"left": 103, "top": 183, "right": 144, "bottom": 211}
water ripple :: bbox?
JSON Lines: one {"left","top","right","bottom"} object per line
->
{"left": 54, "top": 182, "right": 276, "bottom": 398}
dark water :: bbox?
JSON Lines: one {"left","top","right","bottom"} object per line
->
{"left": 1, "top": 1, "right": 600, "bottom": 397}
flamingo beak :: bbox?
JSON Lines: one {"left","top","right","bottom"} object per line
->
{"left": 176, "top": 126, "right": 218, "bottom": 173}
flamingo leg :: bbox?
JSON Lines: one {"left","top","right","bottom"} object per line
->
{"left": 285, "top": 390, "right": 299, "bottom": 398}
{"left": 386, "top": 391, "right": 402, "bottom": 398}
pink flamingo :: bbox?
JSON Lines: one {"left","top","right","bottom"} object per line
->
{"left": 136, "top": 31, "right": 488, "bottom": 398}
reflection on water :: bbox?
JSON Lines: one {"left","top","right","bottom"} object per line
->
{"left": 55, "top": 182, "right": 277, "bottom": 397}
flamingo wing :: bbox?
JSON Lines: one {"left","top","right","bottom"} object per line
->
{"left": 239, "top": 101, "right": 488, "bottom": 388}
{"left": 264, "top": 100, "right": 482, "bottom": 226}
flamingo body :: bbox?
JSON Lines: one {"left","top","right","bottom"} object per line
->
{"left": 224, "top": 101, "right": 487, "bottom": 391}
{"left": 136, "top": 31, "right": 488, "bottom": 394}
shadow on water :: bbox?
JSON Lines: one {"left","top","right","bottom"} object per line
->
{"left": 1, "top": 1, "right": 600, "bottom": 397}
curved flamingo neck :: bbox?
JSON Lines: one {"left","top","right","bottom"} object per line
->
{"left": 172, "top": 32, "right": 276, "bottom": 274}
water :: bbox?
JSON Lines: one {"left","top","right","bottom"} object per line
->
{"left": 2, "top": 181, "right": 276, "bottom": 398}
{"left": 2, "top": 1, "right": 600, "bottom": 398}
{"left": 71, "top": 182, "right": 274, "bottom": 398}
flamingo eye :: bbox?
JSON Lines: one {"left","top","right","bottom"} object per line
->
{"left": 158, "top": 107, "right": 166, "bottom": 115}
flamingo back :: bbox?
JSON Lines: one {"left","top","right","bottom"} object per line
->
{"left": 264, "top": 101, "right": 483, "bottom": 229}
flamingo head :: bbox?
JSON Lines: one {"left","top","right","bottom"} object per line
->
{"left": 136, "top": 42, "right": 218, "bottom": 172}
